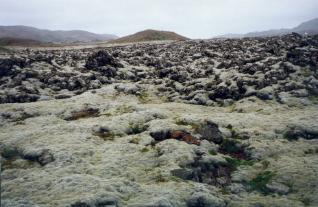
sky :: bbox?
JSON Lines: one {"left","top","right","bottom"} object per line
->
{"left": 0, "top": 0, "right": 318, "bottom": 39}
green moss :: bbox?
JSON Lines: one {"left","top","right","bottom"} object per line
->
{"left": 140, "top": 147, "right": 150, "bottom": 153}
{"left": 208, "top": 149, "right": 217, "bottom": 155}
{"left": 219, "top": 139, "right": 242, "bottom": 154}
{"left": 301, "top": 68, "right": 312, "bottom": 77}
{"left": 0, "top": 46, "right": 12, "bottom": 53}
{"left": 137, "top": 91, "right": 151, "bottom": 104}
{"left": 154, "top": 173, "right": 167, "bottom": 183}
{"left": 129, "top": 136, "right": 141, "bottom": 144}
{"left": 247, "top": 171, "right": 275, "bottom": 194}
{"left": 308, "top": 95, "right": 318, "bottom": 102}
{"left": 220, "top": 187, "right": 230, "bottom": 195}
{"left": 300, "top": 196, "right": 311, "bottom": 206}
{"left": 169, "top": 176, "right": 182, "bottom": 182}
{"left": 1, "top": 158, "right": 36, "bottom": 171}
{"left": 225, "top": 157, "right": 255, "bottom": 171}
{"left": 261, "top": 160, "right": 270, "bottom": 169}
{"left": 175, "top": 119, "right": 188, "bottom": 126}
{"left": 114, "top": 105, "right": 135, "bottom": 115}
{"left": 128, "top": 122, "right": 148, "bottom": 135}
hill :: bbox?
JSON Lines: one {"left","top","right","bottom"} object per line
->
{"left": 110, "top": 29, "right": 189, "bottom": 43}
{"left": 0, "top": 25, "right": 118, "bottom": 43}
{"left": 216, "top": 17, "right": 318, "bottom": 38}
{"left": 0, "top": 37, "right": 46, "bottom": 47}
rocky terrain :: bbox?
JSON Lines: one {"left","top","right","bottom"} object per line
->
{"left": 0, "top": 33, "right": 318, "bottom": 207}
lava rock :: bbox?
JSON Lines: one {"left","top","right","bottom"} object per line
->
{"left": 195, "top": 121, "right": 223, "bottom": 144}
{"left": 85, "top": 50, "right": 122, "bottom": 70}
{"left": 186, "top": 193, "right": 226, "bottom": 207}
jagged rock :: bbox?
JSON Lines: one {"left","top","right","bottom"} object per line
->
{"left": 195, "top": 121, "right": 223, "bottom": 144}
{"left": 85, "top": 50, "right": 122, "bottom": 70}
{"left": 283, "top": 124, "right": 318, "bottom": 140}
{"left": 186, "top": 193, "right": 226, "bottom": 207}
{"left": 150, "top": 129, "right": 200, "bottom": 145}
{"left": 22, "top": 149, "right": 54, "bottom": 166}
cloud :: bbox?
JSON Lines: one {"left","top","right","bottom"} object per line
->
{"left": 0, "top": 0, "right": 318, "bottom": 38}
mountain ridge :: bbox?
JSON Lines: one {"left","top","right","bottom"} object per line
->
{"left": 0, "top": 25, "right": 118, "bottom": 43}
{"left": 215, "top": 18, "right": 318, "bottom": 38}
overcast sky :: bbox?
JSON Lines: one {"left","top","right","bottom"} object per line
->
{"left": 1, "top": 0, "right": 318, "bottom": 38}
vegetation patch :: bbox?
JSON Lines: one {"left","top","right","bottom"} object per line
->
{"left": 137, "top": 91, "right": 151, "bottom": 104}
{"left": 219, "top": 138, "right": 249, "bottom": 159}
{"left": 225, "top": 157, "right": 255, "bottom": 171}
{"left": 208, "top": 149, "right": 217, "bottom": 155}
{"left": 140, "top": 147, "right": 150, "bottom": 153}
{"left": 114, "top": 105, "right": 135, "bottom": 115}
{"left": 127, "top": 122, "right": 148, "bottom": 135}
{"left": 175, "top": 119, "right": 200, "bottom": 130}
{"left": 129, "top": 136, "right": 141, "bottom": 144}
{"left": 65, "top": 108, "right": 99, "bottom": 121}
{"left": 247, "top": 171, "right": 275, "bottom": 194}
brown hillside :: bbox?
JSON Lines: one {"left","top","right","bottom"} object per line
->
{"left": 0, "top": 37, "right": 46, "bottom": 46}
{"left": 110, "top": 29, "right": 189, "bottom": 43}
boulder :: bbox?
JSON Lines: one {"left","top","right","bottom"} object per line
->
{"left": 195, "top": 121, "right": 223, "bottom": 144}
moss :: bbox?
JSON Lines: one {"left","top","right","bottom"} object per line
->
{"left": 219, "top": 139, "right": 242, "bottom": 154}
{"left": 261, "top": 160, "right": 270, "bottom": 169}
{"left": 247, "top": 171, "right": 275, "bottom": 194}
{"left": 175, "top": 119, "right": 189, "bottom": 126}
{"left": 14, "top": 121, "right": 26, "bottom": 125}
{"left": 301, "top": 68, "right": 312, "bottom": 77}
{"left": 114, "top": 105, "right": 135, "bottom": 115}
{"left": 0, "top": 46, "right": 12, "bottom": 53}
{"left": 140, "top": 147, "right": 150, "bottom": 153}
{"left": 66, "top": 108, "right": 99, "bottom": 121}
{"left": 94, "top": 131, "right": 116, "bottom": 141}
{"left": 1, "top": 159, "right": 35, "bottom": 171}
{"left": 208, "top": 149, "right": 217, "bottom": 155}
{"left": 128, "top": 122, "right": 148, "bottom": 135}
{"left": 154, "top": 173, "right": 167, "bottom": 183}
{"left": 300, "top": 196, "right": 311, "bottom": 206}
{"left": 169, "top": 176, "right": 182, "bottom": 182}
{"left": 129, "top": 136, "right": 141, "bottom": 144}
{"left": 137, "top": 91, "right": 151, "bottom": 104}
{"left": 225, "top": 157, "right": 255, "bottom": 171}
{"left": 308, "top": 95, "right": 318, "bottom": 102}
{"left": 220, "top": 187, "right": 230, "bottom": 195}
{"left": 304, "top": 148, "right": 317, "bottom": 155}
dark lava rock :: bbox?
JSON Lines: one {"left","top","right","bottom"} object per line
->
{"left": 0, "top": 57, "right": 26, "bottom": 77}
{"left": 150, "top": 129, "right": 200, "bottom": 145}
{"left": 186, "top": 193, "right": 225, "bottom": 207}
{"left": 170, "top": 168, "right": 196, "bottom": 180}
{"left": 283, "top": 125, "right": 318, "bottom": 140}
{"left": 195, "top": 121, "right": 223, "bottom": 144}
{"left": 85, "top": 50, "right": 122, "bottom": 70}
{"left": 22, "top": 149, "right": 54, "bottom": 166}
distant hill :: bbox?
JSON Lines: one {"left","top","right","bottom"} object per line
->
{"left": 216, "top": 18, "right": 318, "bottom": 38}
{"left": 0, "top": 25, "right": 118, "bottom": 43}
{"left": 0, "top": 37, "right": 46, "bottom": 46}
{"left": 110, "top": 29, "right": 189, "bottom": 43}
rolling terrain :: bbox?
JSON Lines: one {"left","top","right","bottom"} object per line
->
{"left": 0, "top": 33, "right": 318, "bottom": 207}
{"left": 0, "top": 25, "right": 118, "bottom": 43}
